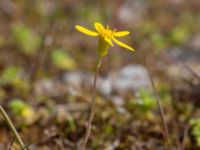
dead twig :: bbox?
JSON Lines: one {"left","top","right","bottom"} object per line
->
{"left": 181, "top": 64, "right": 200, "bottom": 81}
{"left": 180, "top": 124, "right": 189, "bottom": 150}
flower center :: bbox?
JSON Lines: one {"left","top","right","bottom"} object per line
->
{"left": 99, "top": 26, "right": 116, "bottom": 39}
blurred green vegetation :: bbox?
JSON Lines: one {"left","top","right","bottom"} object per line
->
{"left": 0, "top": 0, "right": 199, "bottom": 149}
{"left": 50, "top": 49, "right": 76, "bottom": 70}
{"left": 0, "top": 66, "right": 21, "bottom": 85}
{"left": 9, "top": 99, "right": 35, "bottom": 125}
{"left": 190, "top": 119, "right": 200, "bottom": 146}
{"left": 12, "top": 24, "right": 42, "bottom": 55}
{"left": 0, "top": 66, "right": 30, "bottom": 95}
{"left": 137, "top": 89, "right": 156, "bottom": 112}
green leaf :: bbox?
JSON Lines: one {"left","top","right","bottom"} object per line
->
{"left": 68, "top": 117, "right": 76, "bottom": 132}
{"left": 190, "top": 118, "right": 200, "bottom": 146}
{"left": 0, "top": 66, "right": 20, "bottom": 84}
{"left": 12, "top": 24, "right": 42, "bottom": 55}
{"left": 138, "top": 89, "right": 156, "bottom": 112}
{"left": 151, "top": 32, "right": 167, "bottom": 50}
{"left": 51, "top": 49, "right": 76, "bottom": 70}
{"left": 9, "top": 99, "right": 27, "bottom": 115}
{"left": 169, "top": 25, "right": 189, "bottom": 45}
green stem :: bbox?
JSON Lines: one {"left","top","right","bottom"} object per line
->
{"left": 0, "top": 105, "right": 27, "bottom": 149}
{"left": 80, "top": 56, "right": 103, "bottom": 150}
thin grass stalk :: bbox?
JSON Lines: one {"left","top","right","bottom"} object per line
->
{"left": 80, "top": 56, "right": 103, "bottom": 150}
{"left": 0, "top": 105, "right": 27, "bottom": 150}
{"left": 180, "top": 124, "right": 188, "bottom": 150}
{"left": 144, "top": 58, "right": 171, "bottom": 150}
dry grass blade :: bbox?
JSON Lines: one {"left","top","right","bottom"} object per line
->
{"left": 180, "top": 124, "right": 189, "bottom": 150}
{"left": 0, "top": 105, "right": 27, "bottom": 150}
{"left": 182, "top": 64, "right": 200, "bottom": 81}
{"left": 21, "top": 137, "right": 37, "bottom": 150}
{"left": 144, "top": 57, "right": 172, "bottom": 150}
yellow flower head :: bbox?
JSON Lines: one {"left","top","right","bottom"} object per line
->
{"left": 75, "top": 22, "right": 135, "bottom": 56}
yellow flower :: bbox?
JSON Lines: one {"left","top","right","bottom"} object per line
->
{"left": 75, "top": 22, "right": 135, "bottom": 56}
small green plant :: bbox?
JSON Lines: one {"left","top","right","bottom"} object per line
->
{"left": 138, "top": 89, "right": 156, "bottom": 112}
{"left": 9, "top": 99, "right": 36, "bottom": 125}
{"left": 169, "top": 25, "right": 189, "bottom": 45}
{"left": 75, "top": 22, "right": 134, "bottom": 150}
{"left": 12, "top": 23, "right": 42, "bottom": 55}
{"left": 0, "top": 66, "right": 20, "bottom": 85}
{"left": 51, "top": 49, "right": 76, "bottom": 70}
{"left": 0, "top": 66, "right": 30, "bottom": 95}
{"left": 190, "top": 118, "right": 200, "bottom": 146}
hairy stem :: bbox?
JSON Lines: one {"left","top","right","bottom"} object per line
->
{"left": 0, "top": 105, "right": 27, "bottom": 150}
{"left": 80, "top": 57, "right": 103, "bottom": 150}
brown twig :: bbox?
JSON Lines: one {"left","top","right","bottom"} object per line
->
{"left": 175, "top": 124, "right": 182, "bottom": 150}
{"left": 80, "top": 56, "right": 103, "bottom": 150}
{"left": 144, "top": 57, "right": 171, "bottom": 150}
{"left": 182, "top": 64, "right": 200, "bottom": 81}
{"left": 180, "top": 124, "right": 189, "bottom": 150}
{"left": 21, "top": 137, "right": 37, "bottom": 150}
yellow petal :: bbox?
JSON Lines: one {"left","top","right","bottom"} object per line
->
{"left": 112, "top": 37, "right": 135, "bottom": 51}
{"left": 94, "top": 22, "right": 105, "bottom": 32}
{"left": 75, "top": 25, "right": 98, "bottom": 36}
{"left": 114, "top": 31, "right": 130, "bottom": 37}
{"left": 104, "top": 37, "right": 114, "bottom": 46}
